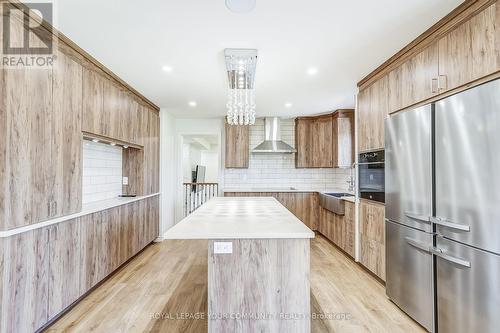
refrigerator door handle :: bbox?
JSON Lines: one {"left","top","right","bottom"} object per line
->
{"left": 404, "top": 237, "right": 431, "bottom": 253}
{"left": 431, "top": 217, "right": 470, "bottom": 232}
{"left": 404, "top": 212, "right": 431, "bottom": 224}
{"left": 431, "top": 247, "right": 471, "bottom": 268}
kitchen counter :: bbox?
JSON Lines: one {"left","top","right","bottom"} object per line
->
{"left": 163, "top": 196, "right": 312, "bottom": 332}
{"left": 0, "top": 193, "right": 160, "bottom": 238}
{"left": 164, "top": 196, "right": 315, "bottom": 239}
{"left": 223, "top": 187, "right": 356, "bottom": 202}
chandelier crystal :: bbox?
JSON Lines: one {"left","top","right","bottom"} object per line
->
{"left": 224, "top": 49, "right": 258, "bottom": 125}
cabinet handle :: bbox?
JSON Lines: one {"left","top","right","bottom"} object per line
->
{"left": 431, "top": 247, "right": 471, "bottom": 268}
{"left": 431, "top": 78, "right": 438, "bottom": 93}
{"left": 437, "top": 75, "right": 447, "bottom": 91}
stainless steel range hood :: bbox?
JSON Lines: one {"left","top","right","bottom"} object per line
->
{"left": 251, "top": 117, "right": 297, "bottom": 153}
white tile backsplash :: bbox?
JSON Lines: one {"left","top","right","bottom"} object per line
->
{"left": 224, "top": 118, "right": 354, "bottom": 191}
{"left": 82, "top": 140, "right": 123, "bottom": 204}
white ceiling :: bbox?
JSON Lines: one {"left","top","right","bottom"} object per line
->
{"left": 54, "top": 0, "right": 463, "bottom": 118}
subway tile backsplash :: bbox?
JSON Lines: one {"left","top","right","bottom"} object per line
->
{"left": 224, "top": 118, "right": 354, "bottom": 191}
{"left": 82, "top": 140, "right": 123, "bottom": 204}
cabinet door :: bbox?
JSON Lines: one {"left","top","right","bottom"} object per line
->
{"left": 369, "top": 76, "right": 389, "bottom": 151}
{"left": 103, "top": 79, "right": 121, "bottom": 139}
{"left": 1, "top": 10, "right": 53, "bottom": 229}
{"left": 357, "top": 89, "right": 371, "bottom": 152}
{"left": 438, "top": 2, "right": 500, "bottom": 92}
{"left": 312, "top": 116, "right": 333, "bottom": 167}
{"left": 388, "top": 43, "right": 439, "bottom": 113}
{"left": 48, "top": 218, "right": 82, "bottom": 319}
{"left": 225, "top": 123, "right": 249, "bottom": 168}
{"left": 333, "top": 111, "right": 354, "bottom": 168}
{"left": 344, "top": 201, "right": 355, "bottom": 258}
{"left": 141, "top": 108, "right": 159, "bottom": 194}
{"left": 52, "top": 47, "right": 83, "bottom": 218}
{"left": 82, "top": 67, "right": 105, "bottom": 135}
{"left": 359, "top": 200, "right": 386, "bottom": 280}
{"left": 295, "top": 119, "right": 313, "bottom": 168}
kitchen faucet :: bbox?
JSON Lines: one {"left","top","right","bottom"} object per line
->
{"left": 346, "top": 162, "right": 356, "bottom": 193}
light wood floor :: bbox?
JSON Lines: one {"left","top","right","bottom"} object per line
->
{"left": 47, "top": 235, "right": 425, "bottom": 333}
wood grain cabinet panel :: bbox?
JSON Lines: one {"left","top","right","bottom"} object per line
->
{"left": 225, "top": 123, "right": 249, "bottom": 168}
{"left": 357, "top": 76, "right": 388, "bottom": 152}
{"left": 82, "top": 67, "right": 106, "bottom": 136}
{"left": 0, "top": 229, "right": 49, "bottom": 333}
{"left": 388, "top": 43, "right": 439, "bottom": 113}
{"left": 48, "top": 218, "right": 82, "bottom": 319}
{"left": 332, "top": 110, "right": 355, "bottom": 168}
{"left": 52, "top": 47, "right": 83, "bottom": 218}
{"left": 319, "top": 204, "right": 355, "bottom": 258}
{"left": 312, "top": 116, "right": 333, "bottom": 167}
{"left": 295, "top": 118, "right": 313, "bottom": 168}
{"left": 359, "top": 200, "right": 386, "bottom": 281}
{"left": 438, "top": 2, "right": 500, "bottom": 93}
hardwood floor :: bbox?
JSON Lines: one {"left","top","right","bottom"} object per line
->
{"left": 46, "top": 235, "right": 425, "bottom": 333}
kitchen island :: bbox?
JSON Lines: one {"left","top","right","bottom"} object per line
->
{"left": 164, "top": 196, "right": 315, "bottom": 332}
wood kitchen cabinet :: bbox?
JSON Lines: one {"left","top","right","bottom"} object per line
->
{"left": 388, "top": 43, "right": 439, "bottom": 112}
{"left": 357, "top": 75, "right": 388, "bottom": 152}
{"left": 312, "top": 115, "right": 334, "bottom": 168}
{"left": 332, "top": 110, "right": 355, "bottom": 168}
{"left": 294, "top": 118, "right": 314, "bottom": 167}
{"left": 438, "top": 2, "right": 500, "bottom": 93}
{"left": 359, "top": 199, "right": 385, "bottom": 281}
{"left": 225, "top": 123, "right": 249, "bottom": 168}
{"left": 0, "top": 39, "right": 83, "bottom": 230}
{"left": 319, "top": 202, "right": 355, "bottom": 258}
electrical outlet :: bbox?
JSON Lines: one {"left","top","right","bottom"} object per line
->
{"left": 122, "top": 177, "right": 129, "bottom": 185}
{"left": 214, "top": 241, "right": 233, "bottom": 254}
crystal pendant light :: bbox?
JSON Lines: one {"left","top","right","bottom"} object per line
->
{"left": 224, "top": 49, "right": 258, "bottom": 125}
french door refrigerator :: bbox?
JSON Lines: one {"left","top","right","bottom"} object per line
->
{"left": 385, "top": 78, "right": 500, "bottom": 333}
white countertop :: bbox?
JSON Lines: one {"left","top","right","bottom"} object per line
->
{"left": 164, "top": 197, "right": 315, "bottom": 240}
{"left": 223, "top": 188, "right": 356, "bottom": 203}
{"left": 0, "top": 193, "right": 160, "bottom": 238}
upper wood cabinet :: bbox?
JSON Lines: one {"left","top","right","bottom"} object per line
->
{"left": 359, "top": 199, "right": 386, "bottom": 281}
{"left": 0, "top": 43, "right": 83, "bottom": 230}
{"left": 83, "top": 69, "right": 143, "bottom": 145}
{"left": 296, "top": 111, "right": 354, "bottom": 167}
{"left": 225, "top": 123, "right": 249, "bottom": 168}
{"left": 295, "top": 118, "right": 314, "bottom": 168}
{"left": 332, "top": 110, "right": 355, "bottom": 168}
{"left": 438, "top": 2, "right": 500, "bottom": 93}
{"left": 357, "top": 76, "right": 388, "bottom": 152}
{"left": 388, "top": 43, "right": 439, "bottom": 111}
{"left": 312, "top": 115, "right": 334, "bottom": 168}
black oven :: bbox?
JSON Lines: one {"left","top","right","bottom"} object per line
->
{"left": 358, "top": 150, "right": 385, "bottom": 203}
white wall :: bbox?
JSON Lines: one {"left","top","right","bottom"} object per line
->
{"left": 224, "top": 118, "right": 353, "bottom": 191}
{"left": 159, "top": 109, "right": 176, "bottom": 239}
{"left": 201, "top": 150, "right": 219, "bottom": 182}
{"left": 82, "top": 140, "right": 123, "bottom": 203}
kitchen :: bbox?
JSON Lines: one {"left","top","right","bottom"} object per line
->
{"left": 1, "top": 0, "right": 499, "bottom": 332}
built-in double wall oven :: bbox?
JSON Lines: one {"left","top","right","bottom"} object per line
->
{"left": 358, "top": 149, "right": 385, "bottom": 203}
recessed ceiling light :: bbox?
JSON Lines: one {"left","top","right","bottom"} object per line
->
{"left": 285, "top": 103, "right": 293, "bottom": 108}
{"left": 162, "top": 65, "right": 173, "bottom": 72}
{"left": 92, "top": 139, "right": 99, "bottom": 143}
{"left": 123, "top": 145, "right": 129, "bottom": 149}
{"left": 307, "top": 67, "right": 318, "bottom": 75}
{"left": 188, "top": 101, "right": 197, "bottom": 107}
{"left": 110, "top": 142, "right": 116, "bottom": 146}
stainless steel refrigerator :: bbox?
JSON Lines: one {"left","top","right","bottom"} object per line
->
{"left": 385, "top": 79, "right": 500, "bottom": 333}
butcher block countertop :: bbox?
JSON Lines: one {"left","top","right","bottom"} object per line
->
{"left": 163, "top": 197, "right": 315, "bottom": 240}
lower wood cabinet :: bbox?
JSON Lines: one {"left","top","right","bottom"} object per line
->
{"left": 0, "top": 196, "right": 159, "bottom": 333}
{"left": 359, "top": 199, "right": 385, "bottom": 281}
{"left": 224, "top": 192, "right": 319, "bottom": 230}
{"left": 318, "top": 202, "right": 355, "bottom": 258}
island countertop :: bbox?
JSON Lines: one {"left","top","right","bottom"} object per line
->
{"left": 163, "top": 196, "right": 315, "bottom": 240}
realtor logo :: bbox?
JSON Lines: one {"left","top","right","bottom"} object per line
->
{"left": 1, "top": 1, "right": 55, "bottom": 68}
